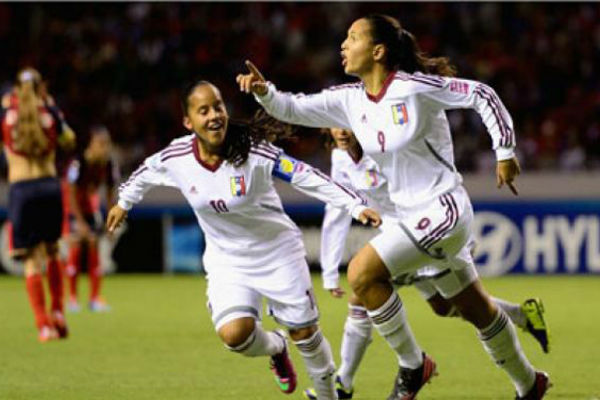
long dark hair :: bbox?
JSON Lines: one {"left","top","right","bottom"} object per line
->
{"left": 181, "top": 81, "right": 295, "bottom": 167}
{"left": 365, "top": 14, "right": 457, "bottom": 77}
{"left": 14, "top": 67, "right": 49, "bottom": 156}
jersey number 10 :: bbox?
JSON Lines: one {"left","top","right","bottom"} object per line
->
{"left": 209, "top": 199, "right": 229, "bottom": 213}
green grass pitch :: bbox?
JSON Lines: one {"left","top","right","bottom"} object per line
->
{"left": 1, "top": 274, "right": 598, "bottom": 399}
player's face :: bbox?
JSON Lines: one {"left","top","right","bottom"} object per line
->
{"left": 183, "top": 84, "right": 229, "bottom": 150}
{"left": 340, "top": 18, "right": 376, "bottom": 77}
{"left": 88, "top": 131, "right": 112, "bottom": 161}
{"left": 330, "top": 128, "right": 358, "bottom": 152}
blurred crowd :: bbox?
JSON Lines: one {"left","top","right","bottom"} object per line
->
{"left": 0, "top": 2, "right": 598, "bottom": 175}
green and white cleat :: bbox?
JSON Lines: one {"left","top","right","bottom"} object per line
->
{"left": 521, "top": 298, "right": 550, "bottom": 353}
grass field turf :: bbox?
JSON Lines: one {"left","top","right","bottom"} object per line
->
{"left": 1, "top": 274, "right": 598, "bottom": 400}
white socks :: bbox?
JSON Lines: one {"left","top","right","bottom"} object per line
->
{"left": 367, "top": 292, "right": 423, "bottom": 369}
{"left": 479, "top": 310, "right": 536, "bottom": 396}
{"left": 294, "top": 329, "right": 337, "bottom": 400}
{"left": 491, "top": 297, "right": 526, "bottom": 329}
{"left": 337, "top": 305, "right": 373, "bottom": 389}
{"left": 226, "top": 325, "right": 285, "bottom": 357}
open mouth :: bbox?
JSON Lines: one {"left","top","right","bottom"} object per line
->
{"left": 207, "top": 121, "right": 224, "bottom": 132}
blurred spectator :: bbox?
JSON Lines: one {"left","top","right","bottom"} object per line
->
{"left": 0, "top": 3, "right": 598, "bottom": 175}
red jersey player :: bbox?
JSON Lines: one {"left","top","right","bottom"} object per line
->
{"left": 63, "top": 125, "right": 118, "bottom": 312}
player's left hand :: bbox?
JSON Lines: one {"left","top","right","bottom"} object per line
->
{"left": 359, "top": 208, "right": 382, "bottom": 228}
{"left": 106, "top": 205, "right": 128, "bottom": 233}
{"left": 496, "top": 157, "right": 521, "bottom": 196}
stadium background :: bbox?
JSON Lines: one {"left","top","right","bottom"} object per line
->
{"left": 0, "top": 2, "right": 598, "bottom": 276}
{"left": 0, "top": 3, "right": 599, "bottom": 400}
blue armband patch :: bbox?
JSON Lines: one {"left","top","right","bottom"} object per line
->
{"left": 272, "top": 154, "right": 300, "bottom": 182}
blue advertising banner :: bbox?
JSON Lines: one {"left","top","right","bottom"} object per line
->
{"left": 472, "top": 200, "right": 600, "bottom": 276}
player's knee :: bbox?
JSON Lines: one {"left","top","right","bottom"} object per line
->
{"left": 218, "top": 318, "right": 256, "bottom": 348}
{"left": 288, "top": 324, "right": 317, "bottom": 342}
{"left": 428, "top": 295, "right": 453, "bottom": 317}
{"left": 347, "top": 258, "right": 371, "bottom": 297}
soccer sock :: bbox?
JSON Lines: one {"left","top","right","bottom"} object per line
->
{"left": 367, "top": 292, "right": 423, "bottom": 369}
{"left": 88, "top": 246, "right": 101, "bottom": 301}
{"left": 25, "top": 273, "right": 51, "bottom": 329}
{"left": 227, "top": 325, "right": 285, "bottom": 357}
{"left": 338, "top": 305, "right": 373, "bottom": 389}
{"left": 66, "top": 245, "right": 81, "bottom": 299}
{"left": 491, "top": 297, "right": 526, "bottom": 329}
{"left": 294, "top": 329, "right": 337, "bottom": 400}
{"left": 46, "top": 256, "right": 64, "bottom": 313}
{"left": 478, "top": 310, "right": 536, "bottom": 396}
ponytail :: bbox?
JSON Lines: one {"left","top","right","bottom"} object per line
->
{"left": 223, "top": 109, "right": 295, "bottom": 167}
{"left": 14, "top": 68, "right": 49, "bottom": 156}
{"left": 365, "top": 14, "right": 457, "bottom": 77}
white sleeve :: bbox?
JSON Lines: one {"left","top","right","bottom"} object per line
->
{"left": 271, "top": 151, "right": 368, "bottom": 220}
{"left": 319, "top": 160, "right": 353, "bottom": 289}
{"left": 420, "top": 77, "right": 516, "bottom": 161}
{"left": 117, "top": 152, "right": 178, "bottom": 210}
{"left": 255, "top": 82, "right": 353, "bottom": 130}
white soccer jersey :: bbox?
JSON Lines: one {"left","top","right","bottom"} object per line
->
{"left": 255, "top": 71, "right": 515, "bottom": 212}
{"left": 117, "top": 134, "right": 367, "bottom": 274}
{"left": 320, "top": 148, "right": 446, "bottom": 289}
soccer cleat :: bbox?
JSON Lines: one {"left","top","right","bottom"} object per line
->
{"left": 51, "top": 311, "right": 69, "bottom": 339}
{"left": 304, "top": 375, "right": 354, "bottom": 399}
{"left": 521, "top": 298, "right": 550, "bottom": 353}
{"left": 515, "top": 371, "right": 551, "bottom": 399}
{"left": 38, "top": 325, "right": 59, "bottom": 343}
{"left": 89, "top": 297, "right": 111, "bottom": 312}
{"left": 387, "top": 353, "right": 437, "bottom": 400}
{"left": 67, "top": 297, "right": 81, "bottom": 313}
{"left": 270, "top": 330, "right": 297, "bottom": 394}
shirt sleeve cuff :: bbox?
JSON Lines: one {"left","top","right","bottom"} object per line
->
{"left": 323, "top": 277, "right": 339, "bottom": 290}
{"left": 350, "top": 204, "right": 367, "bottom": 220}
{"left": 253, "top": 82, "right": 275, "bottom": 103}
{"left": 495, "top": 147, "right": 515, "bottom": 161}
{"left": 117, "top": 198, "right": 133, "bottom": 211}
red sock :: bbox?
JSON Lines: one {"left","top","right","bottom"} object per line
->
{"left": 67, "top": 245, "right": 81, "bottom": 299}
{"left": 25, "top": 274, "right": 51, "bottom": 329}
{"left": 89, "top": 246, "right": 101, "bottom": 301}
{"left": 47, "top": 256, "right": 64, "bottom": 313}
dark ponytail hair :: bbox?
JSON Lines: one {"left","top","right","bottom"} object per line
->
{"left": 181, "top": 81, "right": 295, "bottom": 167}
{"left": 365, "top": 14, "right": 457, "bottom": 77}
{"left": 222, "top": 110, "right": 295, "bottom": 167}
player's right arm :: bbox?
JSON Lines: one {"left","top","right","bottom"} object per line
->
{"left": 107, "top": 151, "right": 178, "bottom": 232}
{"left": 320, "top": 159, "right": 353, "bottom": 295}
{"left": 237, "top": 60, "right": 353, "bottom": 130}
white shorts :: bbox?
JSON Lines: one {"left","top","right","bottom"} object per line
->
{"left": 372, "top": 186, "right": 476, "bottom": 298}
{"left": 206, "top": 257, "right": 319, "bottom": 331}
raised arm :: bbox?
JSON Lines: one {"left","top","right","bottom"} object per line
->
{"left": 420, "top": 75, "right": 521, "bottom": 194}
{"left": 237, "top": 60, "right": 353, "bottom": 130}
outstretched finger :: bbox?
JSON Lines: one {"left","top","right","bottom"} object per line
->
{"left": 245, "top": 60, "right": 264, "bottom": 80}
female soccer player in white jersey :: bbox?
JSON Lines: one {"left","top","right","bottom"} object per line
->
{"left": 105, "top": 81, "right": 381, "bottom": 400}
{"left": 237, "top": 14, "right": 550, "bottom": 400}
{"left": 304, "top": 129, "right": 549, "bottom": 400}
